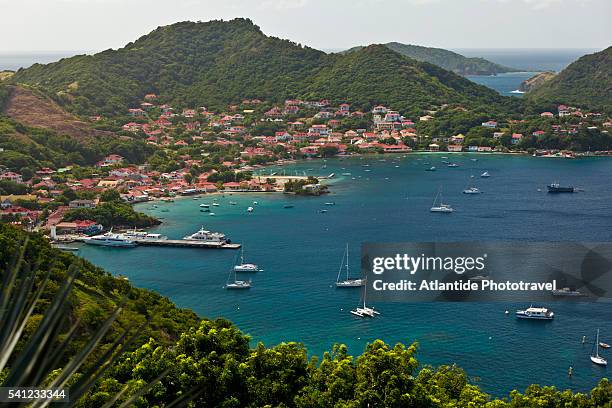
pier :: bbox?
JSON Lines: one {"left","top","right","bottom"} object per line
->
{"left": 73, "top": 236, "right": 240, "bottom": 249}
{"left": 134, "top": 239, "right": 240, "bottom": 249}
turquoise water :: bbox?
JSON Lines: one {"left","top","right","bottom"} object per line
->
{"left": 78, "top": 154, "right": 612, "bottom": 396}
{"left": 466, "top": 72, "right": 534, "bottom": 97}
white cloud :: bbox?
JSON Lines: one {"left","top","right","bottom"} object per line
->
{"left": 257, "top": 0, "right": 310, "bottom": 10}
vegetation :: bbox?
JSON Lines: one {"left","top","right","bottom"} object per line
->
{"left": 1, "top": 225, "right": 611, "bottom": 406}
{"left": 9, "top": 19, "right": 519, "bottom": 118}
{"left": 527, "top": 47, "right": 612, "bottom": 113}
{"left": 344, "top": 42, "right": 519, "bottom": 76}
{"left": 284, "top": 176, "right": 328, "bottom": 195}
{"left": 63, "top": 201, "right": 160, "bottom": 228}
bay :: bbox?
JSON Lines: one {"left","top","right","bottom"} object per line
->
{"left": 78, "top": 154, "right": 612, "bottom": 397}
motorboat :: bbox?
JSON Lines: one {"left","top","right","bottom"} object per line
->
{"left": 515, "top": 306, "right": 554, "bottom": 320}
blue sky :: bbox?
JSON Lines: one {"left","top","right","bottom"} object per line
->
{"left": 0, "top": 0, "right": 610, "bottom": 51}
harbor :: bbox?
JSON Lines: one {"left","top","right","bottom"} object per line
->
{"left": 76, "top": 154, "right": 612, "bottom": 397}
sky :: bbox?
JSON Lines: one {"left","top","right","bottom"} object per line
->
{"left": 0, "top": 0, "right": 610, "bottom": 52}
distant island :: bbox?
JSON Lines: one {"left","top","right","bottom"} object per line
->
{"left": 343, "top": 42, "right": 520, "bottom": 76}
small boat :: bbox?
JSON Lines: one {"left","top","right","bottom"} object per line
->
{"left": 200, "top": 208, "right": 210, "bottom": 212}
{"left": 551, "top": 287, "right": 584, "bottom": 297}
{"left": 350, "top": 284, "right": 379, "bottom": 318}
{"left": 283, "top": 204, "right": 294, "bottom": 209}
{"left": 547, "top": 183, "right": 575, "bottom": 193}
{"left": 591, "top": 329, "right": 608, "bottom": 366}
{"left": 212, "top": 202, "right": 220, "bottom": 207}
{"left": 335, "top": 244, "right": 365, "bottom": 288}
{"left": 600, "top": 342, "right": 611, "bottom": 349}
{"left": 515, "top": 306, "right": 554, "bottom": 320}
{"left": 247, "top": 207, "right": 254, "bottom": 213}
{"left": 319, "top": 209, "right": 328, "bottom": 213}
{"left": 481, "top": 171, "right": 491, "bottom": 178}
{"left": 470, "top": 158, "right": 478, "bottom": 162}
{"left": 200, "top": 204, "right": 209, "bottom": 208}
{"left": 234, "top": 247, "right": 262, "bottom": 272}
{"left": 53, "top": 245, "right": 79, "bottom": 252}
{"left": 430, "top": 189, "right": 454, "bottom": 213}
{"left": 324, "top": 202, "right": 335, "bottom": 206}
{"left": 225, "top": 279, "right": 251, "bottom": 290}
{"left": 425, "top": 166, "right": 436, "bottom": 172}
{"left": 253, "top": 201, "right": 258, "bottom": 205}
{"left": 463, "top": 187, "right": 481, "bottom": 194}
{"left": 447, "top": 163, "right": 459, "bottom": 168}
{"left": 341, "top": 172, "right": 352, "bottom": 176}
{"left": 229, "top": 201, "right": 237, "bottom": 205}
{"left": 209, "top": 212, "right": 216, "bottom": 216}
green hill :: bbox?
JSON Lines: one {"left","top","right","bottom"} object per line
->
{"left": 526, "top": 47, "right": 612, "bottom": 111}
{"left": 343, "top": 42, "right": 519, "bottom": 76}
{"left": 8, "top": 19, "right": 515, "bottom": 117}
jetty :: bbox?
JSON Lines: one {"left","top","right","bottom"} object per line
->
{"left": 74, "top": 236, "right": 240, "bottom": 249}
{"left": 135, "top": 239, "right": 240, "bottom": 249}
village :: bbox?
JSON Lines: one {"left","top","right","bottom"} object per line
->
{"left": 1, "top": 93, "right": 611, "bottom": 235}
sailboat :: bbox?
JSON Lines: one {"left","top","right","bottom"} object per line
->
{"left": 481, "top": 171, "right": 491, "bottom": 178}
{"left": 225, "top": 263, "right": 251, "bottom": 290}
{"left": 234, "top": 247, "right": 262, "bottom": 272}
{"left": 430, "top": 189, "right": 454, "bottom": 213}
{"left": 591, "top": 329, "right": 608, "bottom": 366}
{"left": 350, "top": 283, "right": 380, "bottom": 317}
{"left": 336, "top": 244, "right": 365, "bottom": 288}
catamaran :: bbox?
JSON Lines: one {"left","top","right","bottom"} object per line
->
{"left": 430, "top": 189, "right": 454, "bottom": 213}
{"left": 234, "top": 247, "right": 262, "bottom": 272}
{"left": 336, "top": 244, "right": 365, "bottom": 288}
{"left": 591, "top": 329, "right": 608, "bottom": 366}
{"left": 350, "top": 284, "right": 380, "bottom": 318}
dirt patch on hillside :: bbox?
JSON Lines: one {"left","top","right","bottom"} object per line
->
{"left": 2, "top": 86, "right": 114, "bottom": 140}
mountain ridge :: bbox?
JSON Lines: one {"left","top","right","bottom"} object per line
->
{"left": 8, "top": 18, "right": 515, "bottom": 117}
{"left": 342, "top": 42, "right": 520, "bottom": 75}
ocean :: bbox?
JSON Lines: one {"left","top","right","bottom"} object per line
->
{"left": 77, "top": 154, "right": 612, "bottom": 397}
{"left": 458, "top": 48, "right": 600, "bottom": 97}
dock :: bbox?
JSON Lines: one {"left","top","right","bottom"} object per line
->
{"left": 135, "top": 239, "right": 240, "bottom": 249}
{"left": 75, "top": 237, "right": 240, "bottom": 249}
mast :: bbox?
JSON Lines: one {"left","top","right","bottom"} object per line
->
{"left": 345, "top": 243, "right": 350, "bottom": 279}
{"left": 596, "top": 329, "right": 600, "bottom": 358}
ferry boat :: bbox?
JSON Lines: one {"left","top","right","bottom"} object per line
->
{"left": 551, "top": 287, "right": 584, "bottom": 297}
{"left": 515, "top": 306, "right": 554, "bottom": 320}
{"left": 547, "top": 183, "right": 575, "bottom": 193}
{"left": 123, "top": 229, "right": 168, "bottom": 241}
{"left": 336, "top": 244, "right": 365, "bottom": 288}
{"left": 183, "top": 226, "right": 229, "bottom": 244}
{"left": 234, "top": 247, "right": 262, "bottom": 272}
{"left": 83, "top": 231, "right": 137, "bottom": 248}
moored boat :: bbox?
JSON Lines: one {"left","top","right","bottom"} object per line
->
{"left": 83, "top": 231, "right": 137, "bottom": 248}
{"left": 547, "top": 183, "right": 575, "bottom": 193}
{"left": 515, "top": 306, "right": 554, "bottom": 320}
{"left": 336, "top": 243, "right": 365, "bottom": 288}
{"left": 591, "top": 329, "right": 608, "bottom": 366}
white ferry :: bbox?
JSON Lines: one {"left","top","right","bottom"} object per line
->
{"left": 122, "top": 229, "right": 167, "bottom": 241}
{"left": 83, "top": 231, "right": 137, "bottom": 248}
{"left": 515, "top": 306, "right": 554, "bottom": 320}
{"left": 183, "top": 226, "right": 229, "bottom": 244}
